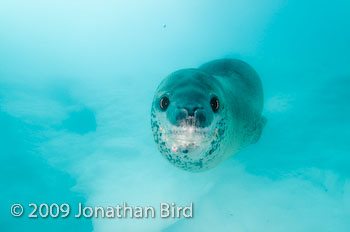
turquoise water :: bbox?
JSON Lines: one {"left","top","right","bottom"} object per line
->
{"left": 1, "top": 0, "right": 349, "bottom": 231}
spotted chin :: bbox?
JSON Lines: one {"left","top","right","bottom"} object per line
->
{"left": 167, "top": 126, "right": 213, "bottom": 153}
{"left": 151, "top": 111, "right": 226, "bottom": 171}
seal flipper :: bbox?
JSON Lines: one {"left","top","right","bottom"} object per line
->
{"left": 251, "top": 116, "right": 267, "bottom": 144}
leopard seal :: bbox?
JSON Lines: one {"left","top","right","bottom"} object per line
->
{"left": 151, "top": 58, "right": 266, "bottom": 172}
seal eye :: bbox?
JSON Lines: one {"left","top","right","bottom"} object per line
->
{"left": 160, "top": 96, "right": 170, "bottom": 111}
{"left": 210, "top": 96, "right": 219, "bottom": 112}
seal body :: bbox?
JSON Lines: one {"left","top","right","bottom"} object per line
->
{"left": 151, "top": 59, "right": 266, "bottom": 172}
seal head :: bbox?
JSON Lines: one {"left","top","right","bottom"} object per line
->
{"left": 151, "top": 69, "right": 228, "bottom": 172}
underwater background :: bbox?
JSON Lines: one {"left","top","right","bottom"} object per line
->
{"left": 0, "top": 0, "right": 349, "bottom": 231}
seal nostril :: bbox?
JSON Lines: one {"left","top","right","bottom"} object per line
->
{"left": 176, "top": 108, "right": 188, "bottom": 122}
{"left": 184, "top": 106, "right": 202, "bottom": 117}
{"left": 175, "top": 106, "right": 208, "bottom": 126}
{"left": 184, "top": 107, "right": 194, "bottom": 116}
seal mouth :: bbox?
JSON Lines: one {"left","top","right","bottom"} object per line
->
{"left": 166, "top": 121, "right": 216, "bottom": 155}
{"left": 171, "top": 127, "right": 208, "bottom": 137}
{"left": 155, "top": 114, "right": 222, "bottom": 157}
{"left": 176, "top": 116, "right": 206, "bottom": 128}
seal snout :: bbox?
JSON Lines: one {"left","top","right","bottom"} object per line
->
{"left": 175, "top": 105, "right": 208, "bottom": 127}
